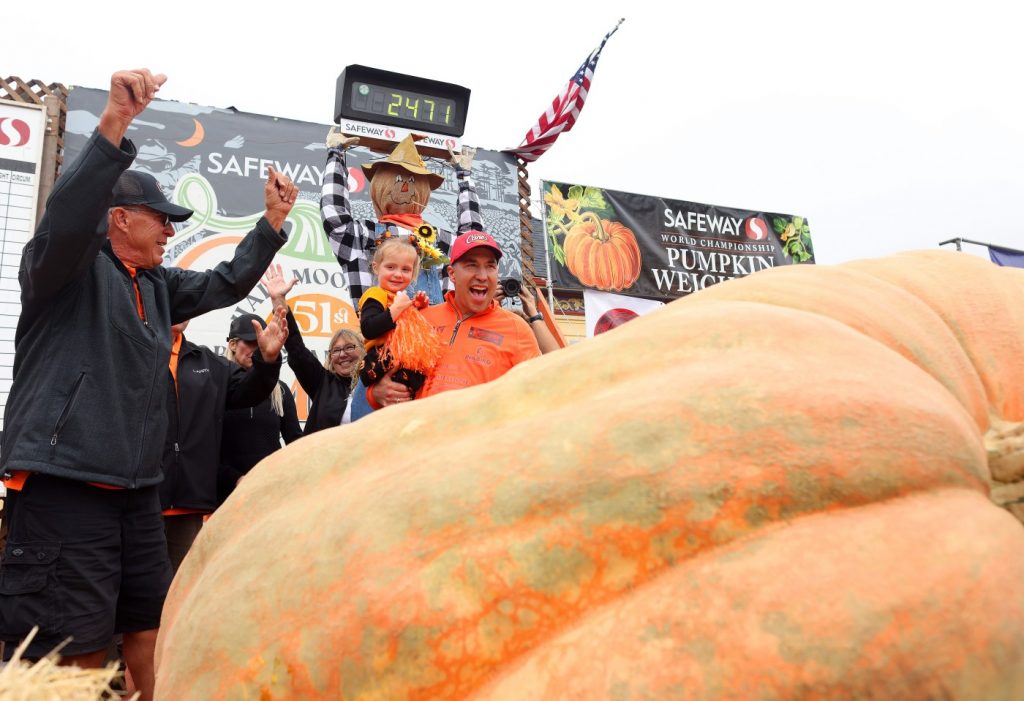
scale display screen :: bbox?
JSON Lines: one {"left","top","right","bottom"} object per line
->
{"left": 335, "top": 65, "right": 470, "bottom": 137}
{"left": 349, "top": 82, "right": 458, "bottom": 131}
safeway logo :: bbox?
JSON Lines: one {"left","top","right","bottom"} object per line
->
{"left": 744, "top": 216, "right": 768, "bottom": 241}
{"left": 384, "top": 128, "right": 396, "bottom": 139}
{"left": 346, "top": 166, "right": 367, "bottom": 193}
{"left": 0, "top": 118, "right": 31, "bottom": 147}
{"left": 445, "top": 138, "right": 456, "bottom": 150}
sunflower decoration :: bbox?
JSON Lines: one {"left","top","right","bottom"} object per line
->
{"left": 412, "top": 223, "right": 448, "bottom": 269}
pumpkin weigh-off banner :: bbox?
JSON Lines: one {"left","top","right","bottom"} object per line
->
{"left": 542, "top": 180, "right": 815, "bottom": 300}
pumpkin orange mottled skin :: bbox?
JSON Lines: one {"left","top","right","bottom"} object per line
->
{"left": 155, "top": 250, "right": 1024, "bottom": 700}
{"left": 563, "top": 216, "right": 641, "bottom": 291}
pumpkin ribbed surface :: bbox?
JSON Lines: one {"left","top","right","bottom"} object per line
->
{"left": 155, "top": 250, "right": 1024, "bottom": 700}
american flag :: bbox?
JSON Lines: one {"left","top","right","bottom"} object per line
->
{"left": 505, "top": 19, "right": 624, "bottom": 163}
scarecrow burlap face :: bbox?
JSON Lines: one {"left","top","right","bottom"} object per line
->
{"left": 363, "top": 135, "right": 445, "bottom": 219}
{"left": 369, "top": 164, "right": 433, "bottom": 217}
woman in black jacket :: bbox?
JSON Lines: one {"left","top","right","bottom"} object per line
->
{"left": 218, "top": 312, "right": 303, "bottom": 504}
{"left": 265, "top": 264, "right": 365, "bottom": 434}
{"left": 162, "top": 314, "right": 285, "bottom": 571}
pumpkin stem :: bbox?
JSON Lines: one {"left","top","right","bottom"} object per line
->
{"left": 581, "top": 211, "right": 609, "bottom": 242}
{"left": 986, "top": 418, "right": 1024, "bottom": 523}
{"left": 986, "top": 417, "right": 1024, "bottom": 483}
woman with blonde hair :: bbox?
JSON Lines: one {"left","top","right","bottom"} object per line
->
{"left": 218, "top": 312, "right": 302, "bottom": 504}
{"left": 265, "top": 264, "right": 366, "bottom": 434}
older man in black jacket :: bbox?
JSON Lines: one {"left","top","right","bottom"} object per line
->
{"left": 0, "top": 69, "right": 296, "bottom": 700}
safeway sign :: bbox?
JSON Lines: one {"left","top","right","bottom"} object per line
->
{"left": 542, "top": 179, "right": 814, "bottom": 299}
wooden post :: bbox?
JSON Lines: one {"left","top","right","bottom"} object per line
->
{"left": 517, "top": 159, "right": 567, "bottom": 349}
{"left": 516, "top": 156, "right": 536, "bottom": 283}
{"left": 37, "top": 95, "right": 62, "bottom": 227}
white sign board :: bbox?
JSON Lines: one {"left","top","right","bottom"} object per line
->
{"left": 339, "top": 117, "right": 461, "bottom": 153}
{"left": 0, "top": 101, "right": 47, "bottom": 430}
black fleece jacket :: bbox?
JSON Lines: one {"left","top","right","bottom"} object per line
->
{"left": 160, "top": 338, "right": 281, "bottom": 512}
{"left": 0, "top": 130, "right": 286, "bottom": 488}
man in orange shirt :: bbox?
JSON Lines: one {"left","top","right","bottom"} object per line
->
{"left": 371, "top": 232, "right": 540, "bottom": 407}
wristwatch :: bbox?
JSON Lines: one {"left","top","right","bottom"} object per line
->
{"left": 527, "top": 313, "right": 544, "bottom": 324}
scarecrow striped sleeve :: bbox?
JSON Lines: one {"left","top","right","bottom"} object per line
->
{"left": 321, "top": 147, "right": 376, "bottom": 309}
{"left": 454, "top": 165, "right": 484, "bottom": 236}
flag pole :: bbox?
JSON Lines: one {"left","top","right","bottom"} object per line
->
{"left": 939, "top": 237, "right": 1024, "bottom": 254}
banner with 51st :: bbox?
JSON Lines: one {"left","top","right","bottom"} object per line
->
{"left": 542, "top": 180, "right": 814, "bottom": 300}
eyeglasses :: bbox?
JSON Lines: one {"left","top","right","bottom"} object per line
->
{"left": 125, "top": 207, "right": 172, "bottom": 228}
{"left": 329, "top": 344, "right": 359, "bottom": 356}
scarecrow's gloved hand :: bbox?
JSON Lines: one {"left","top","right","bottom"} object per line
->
{"left": 447, "top": 145, "right": 476, "bottom": 170}
{"left": 326, "top": 127, "right": 360, "bottom": 150}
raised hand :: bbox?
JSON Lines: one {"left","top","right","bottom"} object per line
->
{"left": 263, "top": 166, "right": 298, "bottom": 232}
{"left": 519, "top": 286, "right": 539, "bottom": 317}
{"left": 99, "top": 68, "right": 167, "bottom": 144}
{"left": 262, "top": 262, "right": 298, "bottom": 307}
{"left": 412, "top": 290, "right": 429, "bottom": 310}
{"left": 326, "top": 127, "right": 360, "bottom": 150}
{"left": 447, "top": 145, "right": 476, "bottom": 171}
{"left": 255, "top": 306, "right": 289, "bottom": 361}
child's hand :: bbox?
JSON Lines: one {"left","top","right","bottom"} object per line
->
{"left": 412, "top": 290, "right": 429, "bottom": 310}
{"left": 390, "top": 290, "right": 413, "bottom": 320}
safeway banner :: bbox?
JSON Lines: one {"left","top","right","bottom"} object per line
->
{"left": 542, "top": 181, "right": 814, "bottom": 299}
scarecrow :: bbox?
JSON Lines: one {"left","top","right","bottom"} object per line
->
{"left": 321, "top": 130, "right": 484, "bottom": 310}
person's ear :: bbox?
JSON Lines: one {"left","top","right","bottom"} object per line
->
{"left": 110, "top": 207, "right": 129, "bottom": 232}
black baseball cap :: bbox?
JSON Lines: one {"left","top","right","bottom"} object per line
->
{"left": 111, "top": 170, "right": 193, "bottom": 222}
{"left": 227, "top": 313, "right": 266, "bottom": 342}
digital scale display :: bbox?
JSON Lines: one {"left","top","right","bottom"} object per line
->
{"left": 335, "top": 65, "right": 470, "bottom": 137}
{"left": 349, "top": 82, "right": 458, "bottom": 131}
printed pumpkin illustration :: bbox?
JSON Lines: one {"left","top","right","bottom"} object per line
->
{"left": 564, "top": 213, "right": 641, "bottom": 291}
{"left": 156, "top": 250, "right": 1024, "bottom": 701}
{"left": 544, "top": 183, "right": 643, "bottom": 291}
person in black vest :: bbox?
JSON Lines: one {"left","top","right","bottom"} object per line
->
{"left": 161, "top": 308, "right": 287, "bottom": 572}
{"left": 263, "top": 264, "right": 365, "bottom": 434}
{"left": 218, "top": 313, "right": 302, "bottom": 503}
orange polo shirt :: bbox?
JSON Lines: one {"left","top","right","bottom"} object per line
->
{"left": 419, "top": 293, "right": 540, "bottom": 398}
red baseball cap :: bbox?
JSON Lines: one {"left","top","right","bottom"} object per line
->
{"left": 450, "top": 231, "right": 503, "bottom": 264}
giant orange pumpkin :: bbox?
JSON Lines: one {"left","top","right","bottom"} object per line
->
{"left": 155, "top": 250, "right": 1024, "bottom": 700}
{"left": 563, "top": 213, "right": 642, "bottom": 291}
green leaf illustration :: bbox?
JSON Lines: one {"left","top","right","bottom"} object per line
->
{"left": 580, "top": 186, "right": 608, "bottom": 211}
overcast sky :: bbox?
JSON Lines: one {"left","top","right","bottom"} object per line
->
{"left": 8, "top": 0, "right": 1023, "bottom": 264}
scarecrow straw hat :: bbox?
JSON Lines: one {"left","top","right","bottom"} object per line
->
{"left": 362, "top": 135, "right": 444, "bottom": 190}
